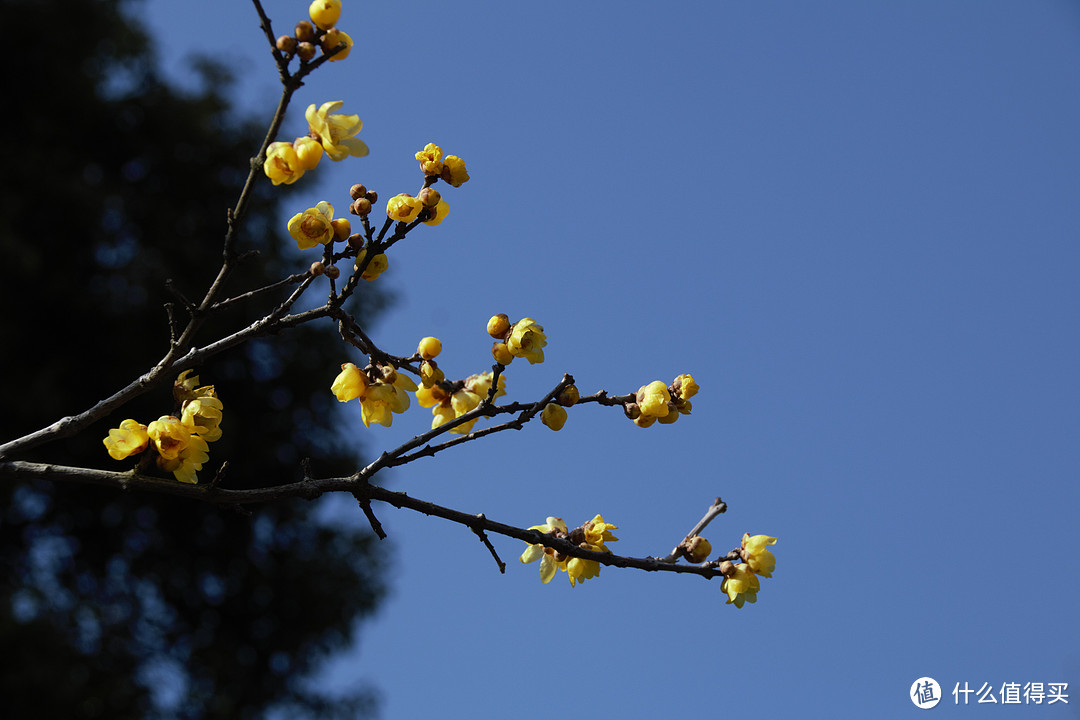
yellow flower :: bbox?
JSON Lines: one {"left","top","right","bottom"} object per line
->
{"left": 540, "top": 403, "right": 567, "bottom": 431}
{"left": 294, "top": 136, "right": 324, "bottom": 171}
{"left": 103, "top": 419, "right": 150, "bottom": 460}
{"left": 566, "top": 547, "right": 606, "bottom": 587}
{"left": 440, "top": 155, "right": 470, "bottom": 186}
{"left": 331, "top": 362, "right": 368, "bottom": 402}
{"left": 287, "top": 201, "right": 336, "bottom": 250}
{"left": 487, "top": 314, "right": 510, "bottom": 338}
{"left": 418, "top": 372, "right": 506, "bottom": 434}
{"left": 684, "top": 536, "right": 713, "bottom": 563}
{"left": 354, "top": 249, "right": 389, "bottom": 280}
{"left": 309, "top": 0, "right": 341, "bottom": 30}
{"left": 264, "top": 141, "right": 305, "bottom": 185}
{"left": 419, "top": 360, "right": 444, "bottom": 388}
{"left": 741, "top": 534, "right": 778, "bottom": 578}
{"left": 147, "top": 416, "right": 190, "bottom": 461}
{"left": 506, "top": 318, "right": 547, "bottom": 364}
{"left": 721, "top": 564, "right": 760, "bottom": 608}
{"left": 637, "top": 380, "right": 671, "bottom": 418}
{"left": 157, "top": 434, "right": 210, "bottom": 485}
{"left": 422, "top": 198, "right": 450, "bottom": 226}
{"left": 305, "top": 101, "right": 368, "bottom": 161}
{"left": 386, "top": 193, "right": 423, "bottom": 222}
{"left": 321, "top": 28, "right": 352, "bottom": 61}
{"left": 415, "top": 142, "right": 444, "bottom": 176}
{"left": 520, "top": 517, "right": 569, "bottom": 584}
{"left": 582, "top": 514, "right": 619, "bottom": 546}
{"left": 181, "top": 396, "right": 224, "bottom": 443}
{"left": 417, "top": 336, "right": 442, "bottom": 360}
{"left": 673, "top": 373, "right": 699, "bottom": 400}
{"left": 357, "top": 370, "right": 416, "bottom": 428}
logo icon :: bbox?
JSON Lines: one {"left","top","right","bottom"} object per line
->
{"left": 911, "top": 677, "right": 942, "bottom": 709}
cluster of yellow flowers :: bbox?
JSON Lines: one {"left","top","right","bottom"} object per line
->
{"left": 416, "top": 371, "right": 506, "bottom": 435}
{"left": 384, "top": 143, "right": 470, "bottom": 226}
{"left": 274, "top": 0, "right": 353, "bottom": 63}
{"left": 520, "top": 515, "right": 619, "bottom": 587}
{"left": 264, "top": 100, "right": 368, "bottom": 186}
{"left": 102, "top": 371, "right": 223, "bottom": 484}
{"left": 487, "top": 314, "right": 547, "bottom": 365}
{"left": 624, "top": 373, "right": 698, "bottom": 428}
{"left": 331, "top": 362, "right": 418, "bottom": 428}
{"left": 720, "top": 534, "right": 779, "bottom": 608}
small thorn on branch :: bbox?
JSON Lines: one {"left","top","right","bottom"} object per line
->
{"left": 470, "top": 514, "right": 506, "bottom": 573}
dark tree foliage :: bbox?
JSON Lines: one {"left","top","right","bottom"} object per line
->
{"left": 0, "top": 0, "right": 387, "bottom": 717}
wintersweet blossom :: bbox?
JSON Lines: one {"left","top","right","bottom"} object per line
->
{"left": 673, "top": 373, "right": 699, "bottom": 401}
{"left": 637, "top": 381, "right": 671, "bottom": 419}
{"left": 288, "top": 201, "right": 336, "bottom": 250}
{"left": 357, "top": 370, "right": 417, "bottom": 428}
{"left": 415, "top": 143, "right": 444, "bottom": 175}
{"left": 422, "top": 198, "right": 450, "bottom": 226}
{"left": 741, "top": 534, "right": 778, "bottom": 578}
{"left": 331, "top": 362, "right": 368, "bottom": 402}
{"left": 147, "top": 416, "right": 190, "bottom": 461}
{"left": 320, "top": 29, "right": 352, "bottom": 61}
{"left": 309, "top": 0, "right": 341, "bottom": 30}
{"left": 263, "top": 141, "right": 305, "bottom": 185}
{"left": 416, "top": 371, "right": 506, "bottom": 435}
{"left": 103, "top": 419, "right": 150, "bottom": 460}
{"left": 386, "top": 194, "right": 423, "bottom": 222}
{"left": 519, "top": 517, "right": 569, "bottom": 584}
{"left": 181, "top": 395, "right": 224, "bottom": 443}
{"left": 506, "top": 318, "right": 547, "bottom": 364}
{"left": 305, "top": 101, "right": 368, "bottom": 160}
{"left": 540, "top": 403, "right": 567, "bottom": 431}
{"left": 721, "top": 564, "right": 760, "bottom": 608}
{"left": 440, "top": 155, "right": 470, "bottom": 186}
{"left": 354, "top": 249, "right": 389, "bottom": 280}
{"left": 157, "top": 434, "right": 209, "bottom": 485}
{"left": 293, "top": 136, "right": 324, "bottom": 170}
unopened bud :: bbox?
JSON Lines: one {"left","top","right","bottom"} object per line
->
{"left": 296, "top": 42, "right": 317, "bottom": 61}
{"left": 633, "top": 414, "right": 657, "bottom": 428}
{"left": 325, "top": 265, "right": 341, "bottom": 280}
{"left": 491, "top": 342, "right": 513, "bottom": 365}
{"left": 719, "top": 560, "right": 735, "bottom": 576}
{"left": 309, "top": 261, "right": 325, "bottom": 276}
{"left": 418, "top": 187, "right": 442, "bottom": 208}
{"left": 487, "top": 313, "right": 510, "bottom": 339}
{"left": 682, "top": 536, "right": 713, "bottom": 563}
{"left": 350, "top": 183, "right": 368, "bottom": 200}
{"left": 276, "top": 35, "right": 298, "bottom": 54}
{"left": 364, "top": 189, "right": 378, "bottom": 203}
{"left": 331, "top": 218, "right": 351, "bottom": 242}
{"left": 417, "top": 336, "right": 442, "bottom": 360}
{"left": 347, "top": 233, "right": 365, "bottom": 250}
{"left": 295, "top": 21, "right": 315, "bottom": 43}
{"left": 556, "top": 385, "right": 579, "bottom": 407}
{"left": 350, "top": 197, "right": 372, "bottom": 216}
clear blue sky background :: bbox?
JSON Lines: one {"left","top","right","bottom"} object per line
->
{"left": 138, "top": 1, "right": 1080, "bottom": 717}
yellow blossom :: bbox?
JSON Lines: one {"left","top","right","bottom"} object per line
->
{"left": 673, "top": 373, "right": 699, "bottom": 400}
{"left": 741, "top": 534, "right": 778, "bottom": 578}
{"left": 684, "top": 536, "right": 713, "bottom": 563}
{"left": 157, "top": 434, "right": 210, "bottom": 485}
{"left": 440, "top": 155, "right": 470, "bottom": 186}
{"left": 264, "top": 141, "right": 305, "bottom": 185}
{"left": 506, "top": 318, "right": 547, "bottom": 364}
{"left": 294, "top": 136, "right": 324, "bottom": 171}
{"left": 721, "top": 564, "right": 760, "bottom": 608}
{"left": 582, "top": 514, "right": 619, "bottom": 546}
{"left": 356, "top": 370, "right": 415, "bottom": 428}
{"left": 520, "top": 517, "right": 569, "bottom": 584}
{"left": 419, "top": 360, "right": 444, "bottom": 388}
{"left": 147, "top": 416, "right": 190, "bottom": 461}
{"left": 103, "top": 419, "right": 150, "bottom": 460}
{"left": 415, "top": 143, "right": 444, "bottom": 176}
{"left": 354, "top": 249, "right": 389, "bottom": 280}
{"left": 331, "top": 362, "right": 368, "bottom": 402}
{"left": 422, "top": 198, "right": 450, "bottom": 226}
{"left": 637, "top": 380, "right": 671, "bottom": 418}
{"left": 541, "top": 403, "right": 567, "bottom": 431}
{"left": 417, "top": 336, "right": 442, "bottom": 360}
{"left": 181, "top": 396, "right": 224, "bottom": 443}
{"left": 309, "top": 0, "right": 341, "bottom": 30}
{"left": 487, "top": 314, "right": 510, "bottom": 338}
{"left": 321, "top": 28, "right": 352, "bottom": 61}
{"left": 386, "top": 193, "right": 423, "bottom": 222}
{"left": 491, "top": 342, "right": 513, "bottom": 365}
{"left": 287, "top": 201, "right": 336, "bottom": 250}
{"left": 305, "top": 101, "right": 368, "bottom": 161}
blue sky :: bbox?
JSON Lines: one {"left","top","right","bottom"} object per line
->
{"left": 139, "top": 1, "right": 1080, "bottom": 716}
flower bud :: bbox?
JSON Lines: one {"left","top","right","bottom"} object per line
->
{"left": 350, "top": 183, "right": 368, "bottom": 200}
{"left": 417, "top": 336, "right": 442, "bottom": 360}
{"left": 719, "top": 560, "right": 735, "bottom": 576}
{"left": 331, "top": 218, "right": 351, "bottom": 242}
{"left": 487, "top": 313, "right": 510, "bottom": 338}
{"left": 491, "top": 342, "right": 513, "bottom": 365}
{"left": 297, "top": 41, "right": 317, "bottom": 61}
{"left": 325, "top": 265, "right": 340, "bottom": 280}
{"left": 276, "top": 35, "right": 298, "bottom": 54}
{"left": 309, "top": 0, "right": 342, "bottom": 30}
{"left": 419, "top": 187, "right": 442, "bottom": 207}
{"left": 295, "top": 21, "right": 315, "bottom": 43}
{"left": 350, "top": 197, "right": 372, "bottom": 216}
{"left": 321, "top": 28, "right": 352, "bottom": 61}
{"left": 541, "top": 403, "right": 567, "bottom": 431}
{"left": 682, "top": 536, "right": 713, "bottom": 563}
{"left": 556, "top": 385, "right": 579, "bottom": 407}
{"left": 633, "top": 414, "right": 657, "bottom": 428}
{"left": 309, "top": 261, "right": 325, "bottom": 276}
{"left": 364, "top": 189, "right": 378, "bottom": 203}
